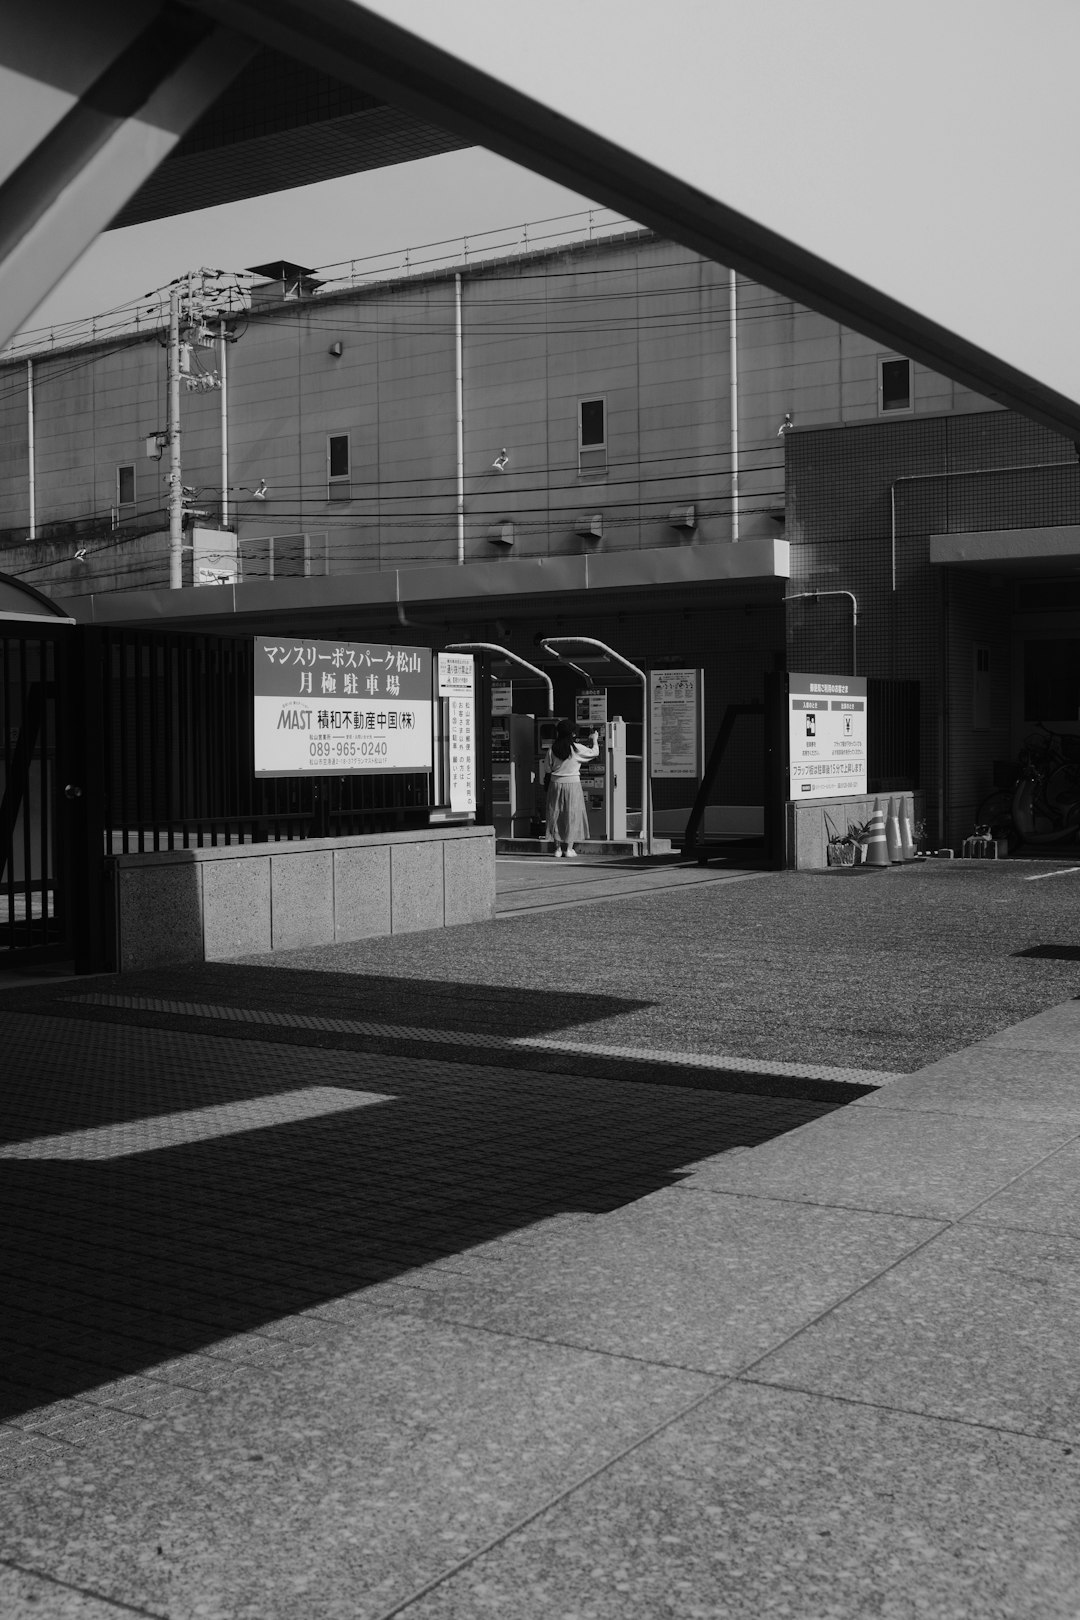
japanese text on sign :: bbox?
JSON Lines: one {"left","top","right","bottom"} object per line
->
{"left": 254, "top": 637, "right": 432, "bottom": 777}
{"left": 787, "top": 671, "right": 867, "bottom": 800}
{"left": 649, "top": 668, "right": 702, "bottom": 779}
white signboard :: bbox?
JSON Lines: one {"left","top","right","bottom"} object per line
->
{"left": 253, "top": 637, "right": 432, "bottom": 777}
{"left": 447, "top": 696, "right": 476, "bottom": 812}
{"left": 192, "top": 525, "right": 238, "bottom": 587}
{"left": 437, "top": 652, "right": 475, "bottom": 696}
{"left": 788, "top": 673, "right": 867, "bottom": 801}
{"left": 649, "top": 668, "right": 702, "bottom": 779}
{"left": 438, "top": 652, "right": 476, "bottom": 811}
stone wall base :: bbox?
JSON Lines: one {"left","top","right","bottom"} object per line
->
{"left": 109, "top": 826, "right": 495, "bottom": 971}
{"left": 786, "top": 792, "right": 926, "bottom": 870}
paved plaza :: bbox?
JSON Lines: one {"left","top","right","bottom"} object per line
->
{"left": 2, "top": 856, "right": 1080, "bottom": 1617}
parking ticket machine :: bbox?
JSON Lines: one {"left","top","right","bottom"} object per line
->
{"left": 537, "top": 716, "right": 627, "bottom": 841}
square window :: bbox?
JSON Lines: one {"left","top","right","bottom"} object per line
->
{"left": 117, "top": 464, "right": 135, "bottom": 505}
{"left": 879, "top": 358, "right": 912, "bottom": 413}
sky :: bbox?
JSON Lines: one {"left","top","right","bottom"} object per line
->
{"left": 22, "top": 0, "right": 1080, "bottom": 406}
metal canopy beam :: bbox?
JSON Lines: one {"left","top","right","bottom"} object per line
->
{"left": 0, "top": 3, "right": 256, "bottom": 349}
{"left": 191, "top": 0, "right": 1080, "bottom": 443}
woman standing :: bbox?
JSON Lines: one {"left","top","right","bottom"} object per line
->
{"left": 544, "top": 719, "right": 599, "bottom": 857}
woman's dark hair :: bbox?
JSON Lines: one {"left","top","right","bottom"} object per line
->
{"left": 551, "top": 718, "right": 575, "bottom": 761}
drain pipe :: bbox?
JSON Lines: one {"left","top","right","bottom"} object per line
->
{"left": 455, "top": 272, "right": 465, "bottom": 565}
{"left": 786, "top": 590, "right": 859, "bottom": 676}
{"left": 729, "top": 268, "right": 739, "bottom": 541}
{"left": 26, "top": 360, "right": 36, "bottom": 541}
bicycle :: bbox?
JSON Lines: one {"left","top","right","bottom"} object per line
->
{"left": 976, "top": 723, "right": 1080, "bottom": 848}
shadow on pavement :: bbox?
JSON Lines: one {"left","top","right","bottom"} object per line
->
{"left": 0, "top": 968, "right": 843, "bottom": 1422}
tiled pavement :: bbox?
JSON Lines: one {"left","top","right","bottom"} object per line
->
{"left": 3, "top": 878, "right": 1080, "bottom": 1616}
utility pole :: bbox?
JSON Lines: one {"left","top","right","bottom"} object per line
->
{"left": 167, "top": 285, "right": 183, "bottom": 589}
{"left": 219, "top": 317, "right": 229, "bottom": 530}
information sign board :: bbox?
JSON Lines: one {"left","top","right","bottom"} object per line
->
{"left": 788, "top": 672, "right": 867, "bottom": 800}
{"left": 438, "top": 653, "right": 476, "bottom": 812}
{"left": 649, "top": 668, "right": 703, "bottom": 779}
{"left": 437, "top": 652, "right": 474, "bottom": 696}
{"left": 253, "top": 637, "right": 432, "bottom": 777}
{"left": 491, "top": 681, "right": 512, "bottom": 716}
{"left": 575, "top": 691, "right": 608, "bottom": 726}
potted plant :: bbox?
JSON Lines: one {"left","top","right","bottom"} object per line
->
{"left": 824, "top": 811, "right": 868, "bottom": 867}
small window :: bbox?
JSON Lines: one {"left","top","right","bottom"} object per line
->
{"left": 579, "top": 398, "right": 606, "bottom": 475}
{"left": 327, "top": 433, "right": 351, "bottom": 499}
{"left": 879, "top": 357, "right": 912, "bottom": 414}
{"left": 117, "top": 464, "right": 136, "bottom": 506}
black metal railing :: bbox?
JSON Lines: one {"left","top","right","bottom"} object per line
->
{"left": 97, "top": 629, "right": 432, "bottom": 853}
{"left": 0, "top": 628, "right": 66, "bottom": 959}
{"left": 868, "top": 678, "right": 919, "bottom": 792}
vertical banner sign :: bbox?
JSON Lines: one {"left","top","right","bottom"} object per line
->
{"left": 649, "top": 668, "right": 703, "bottom": 778}
{"left": 253, "top": 637, "right": 432, "bottom": 776}
{"left": 437, "top": 652, "right": 476, "bottom": 813}
{"left": 787, "top": 672, "right": 867, "bottom": 799}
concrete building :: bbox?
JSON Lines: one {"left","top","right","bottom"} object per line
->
{"left": 4, "top": 224, "right": 1075, "bottom": 845}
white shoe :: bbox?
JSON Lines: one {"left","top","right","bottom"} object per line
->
{"left": 553, "top": 848, "right": 563, "bottom": 858}
{"left": 565, "top": 847, "right": 578, "bottom": 858}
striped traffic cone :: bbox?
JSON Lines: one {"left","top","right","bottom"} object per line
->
{"left": 898, "top": 799, "right": 917, "bottom": 861}
{"left": 862, "top": 801, "right": 890, "bottom": 867}
{"left": 885, "top": 797, "right": 904, "bottom": 864}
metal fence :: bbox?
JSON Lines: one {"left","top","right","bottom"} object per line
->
{"left": 0, "top": 628, "right": 67, "bottom": 959}
{"left": 868, "top": 678, "right": 920, "bottom": 792}
{"left": 97, "top": 629, "right": 432, "bottom": 853}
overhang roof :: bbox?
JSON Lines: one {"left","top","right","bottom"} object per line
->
{"left": 110, "top": 46, "right": 468, "bottom": 228}
{"left": 930, "top": 527, "right": 1080, "bottom": 579}
{"left": 59, "top": 539, "right": 790, "bottom": 633}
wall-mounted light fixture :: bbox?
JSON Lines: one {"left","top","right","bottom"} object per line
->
{"left": 491, "top": 448, "right": 510, "bottom": 472}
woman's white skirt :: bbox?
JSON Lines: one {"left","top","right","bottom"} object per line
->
{"left": 546, "top": 777, "right": 590, "bottom": 845}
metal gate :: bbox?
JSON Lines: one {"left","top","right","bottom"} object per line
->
{"left": 0, "top": 623, "right": 74, "bottom": 967}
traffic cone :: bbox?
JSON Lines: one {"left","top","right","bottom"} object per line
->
{"left": 885, "top": 797, "right": 904, "bottom": 864}
{"left": 898, "top": 799, "right": 917, "bottom": 861}
{"left": 862, "top": 801, "right": 890, "bottom": 867}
